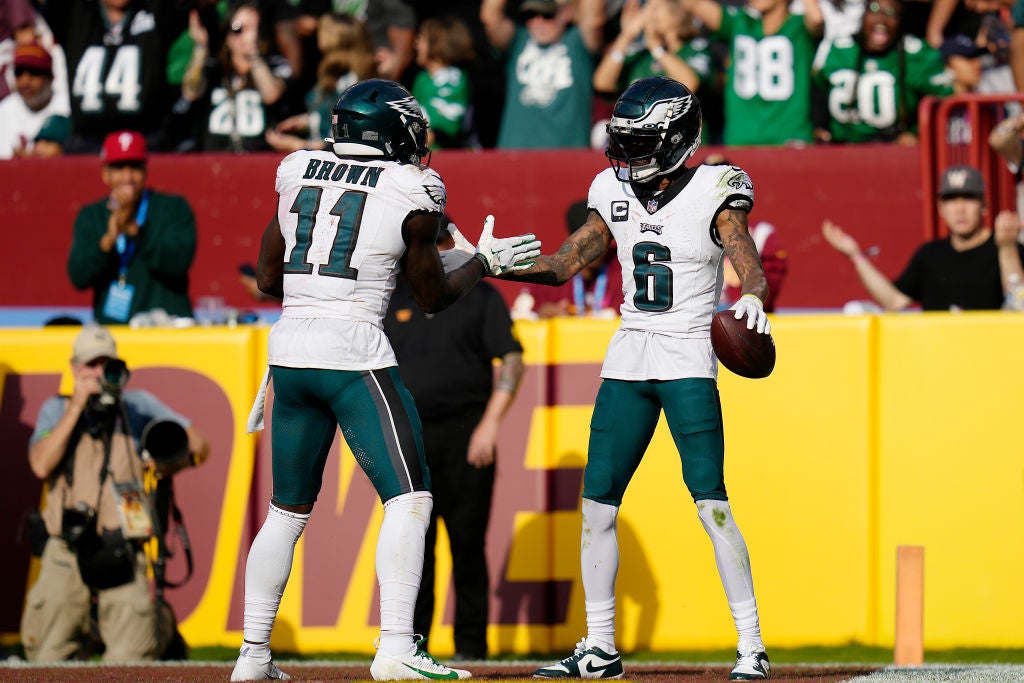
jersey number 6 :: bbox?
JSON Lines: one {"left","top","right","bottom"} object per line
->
{"left": 632, "top": 242, "right": 673, "bottom": 312}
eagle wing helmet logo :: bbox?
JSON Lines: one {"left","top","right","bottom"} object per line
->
{"left": 631, "top": 95, "right": 693, "bottom": 131}
{"left": 387, "top": 96, "right": 426, "bottom": 121}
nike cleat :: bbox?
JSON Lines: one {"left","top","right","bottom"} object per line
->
{"left": 370, "top": 645, "right": 472, "bottom": 680}
{"left": 533, "top": 638, "right": 623, "bottom": 679}
{"left": 729, "top": 647, "right": 770, "bottom": 680}
{"left": 230, "top": 646, "right": 290, "bottom": 681}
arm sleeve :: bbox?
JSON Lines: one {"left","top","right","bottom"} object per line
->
{"left": 479, "top": 284, "right": 523, "bottom": 359}
{"left": 907, "top": 38, "right": 955, "bottom": 96}
{"left": 135, "top": 195, "right": 197, "bottom": 278}
{"left": 710, "top": 6, "right": 740, "bottom": 42}
{"left": 29, "top": 397, "right": 68, "bottom": 448}
{"left": 67, "top": 204, "right": 118, "bottom": 290}
{"left": 892, "top": 244, "right": 928, "bottom": 300}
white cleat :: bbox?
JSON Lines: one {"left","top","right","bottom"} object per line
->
{"left": 533, "top": 638, "right": 623, "bottom": 679}
{"left": 230, "top": 647, "right": 290, "bottom": 681}
{"left": 730, "top": 645, "right": 770, "bottom": 680}
{"left": 370, "top": 645, "right": 472, "bottom": 680}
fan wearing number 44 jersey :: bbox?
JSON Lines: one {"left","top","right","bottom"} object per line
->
{"left": 495, "top": 77, "right": 772, "bottom": 681}
{"left": 232, "top": 79, "right": 540, "bottom": 683}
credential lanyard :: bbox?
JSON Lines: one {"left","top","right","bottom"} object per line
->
{"left": 573, "top": 264, "right": 608, "bottom": 316}
{"left": 115, "top": 191, "right": 148, "bottom": 286}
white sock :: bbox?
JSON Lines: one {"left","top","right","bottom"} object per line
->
{"left": 696, "top": 500, "right": 763, "bottom": 650}
{"left": 581, "top": 498, "right": 619, "bottom": 654}
{"left": 377, "top": 491, "right": 432, "bottom": 656}
{"left": 242, "top": 504, "right": 309, "bottom": 658}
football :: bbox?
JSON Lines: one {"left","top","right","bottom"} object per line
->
{"left": 710, "top": 310, "right": 776, "bottom": 379}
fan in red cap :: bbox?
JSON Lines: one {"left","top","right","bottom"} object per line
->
{"left": 0, "top": 42, "right": 69, "bottom": 159}
{"left": 66, "top": 127, "right": 200, "bottom": 326}
{"left": 101, "top": 130, "right": 148, "bottom": 165}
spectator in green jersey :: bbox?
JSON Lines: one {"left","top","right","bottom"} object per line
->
{"left": 412, "top": 16, "right": 477, "bottom": 149}
{"left": 683, "top": 0, "right": 823, "bottom": 146}
{"left": 813, "top": 0, "right": 953, "bottom": 145}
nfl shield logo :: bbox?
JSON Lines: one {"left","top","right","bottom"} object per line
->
{"left": 646, "top": 198, "right": 659, "bottom": 213}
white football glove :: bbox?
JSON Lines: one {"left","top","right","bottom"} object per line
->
{"left": 730, "top": 294, "right": 771, "bottom": 335}
{"left": 439, "top": 222, "right": 478, "bottom": 273}
{"left": 475, "top": 214, "right": 542, "bottom": 276}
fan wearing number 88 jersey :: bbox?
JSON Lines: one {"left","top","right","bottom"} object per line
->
{"left": 689, "top": 0, "right": 822, "bottom": 145}
{"left": 234, "top": 79, "right": 536, "bottom": 683}
{"left": 492, "top": 77, "right": 775, "bottom": 681}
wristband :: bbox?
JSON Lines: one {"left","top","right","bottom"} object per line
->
{"left": 650, "top": 46, "right": 666, "bottom": 61}
{"left": 739, "top": 293, "right": 763, "bottom": 307}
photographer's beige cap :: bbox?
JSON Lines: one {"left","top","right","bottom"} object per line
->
{"left": 72, "top": 325, "right": 118, "bottom": 364}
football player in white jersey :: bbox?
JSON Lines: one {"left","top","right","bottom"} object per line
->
{"left": 498, "top": 77, "right": 773, "bottom": 681}
{"left": 231, "top": 79, "right": 540, "bottom": 682}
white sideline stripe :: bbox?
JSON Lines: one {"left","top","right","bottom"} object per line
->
{"left": 4, "top": 660, "right": 1023, "bottom": 680}
{"left": 842, "top": 665, "right": 1024, "bottom": 682}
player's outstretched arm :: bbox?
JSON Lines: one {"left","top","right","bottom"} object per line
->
{"left": 492, "top": 210, "right": 612, "bottom": 286}
{"left": 404, "top": 211, "right": 488, "bottom": 313}
{"left": 256, "top": 209, "right": 285, "bottom": 300}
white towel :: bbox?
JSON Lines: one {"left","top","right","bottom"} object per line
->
{"left": 246, "top": 367, "right": 271, "bottom": 433}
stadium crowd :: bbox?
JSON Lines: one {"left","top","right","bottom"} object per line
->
{"left": 1, "top": 0, "right": 1022, "bottom": 158}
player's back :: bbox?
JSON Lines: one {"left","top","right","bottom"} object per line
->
{"left": 269, "top": 149, "right": 447, "bottom": 370}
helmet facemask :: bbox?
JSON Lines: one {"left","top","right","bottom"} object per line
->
{"left": 607, "top": 127, "right": 670, "bottom": 183}
{"left": 605, "top": 79, "right": 702, "bottom": 183}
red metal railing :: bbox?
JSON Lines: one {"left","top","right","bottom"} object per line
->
{"left": 919, "top": 93, "right": 1024, "bottom": 239}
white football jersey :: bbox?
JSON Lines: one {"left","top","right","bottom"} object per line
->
{"left": 268, "top": 150, "right": 446, "bottom": 370}
{"left": 589, "top": 163, "right": 755, "bottom": 380}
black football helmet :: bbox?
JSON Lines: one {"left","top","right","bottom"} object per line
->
{"left": 328, "top": 79, "right": 431, "bottom": 166}
{"left": 606, "top": 77, "right": 702, "bottom": 183}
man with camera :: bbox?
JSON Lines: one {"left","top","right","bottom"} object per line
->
{"left": 20, "top": 325, "right": 210, "bottom": 662}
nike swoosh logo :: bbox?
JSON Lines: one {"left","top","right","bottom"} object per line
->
{"left": 584, "top": 659, "right": 618, "bottom": 674}
{"left": 402, "top": 663, "right": 459, "bottom": 680}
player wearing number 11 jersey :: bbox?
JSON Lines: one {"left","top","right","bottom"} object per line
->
{"left": 231, "top": 79, "right": 540, "bottom": 682}
{"left": 497, "top": 78, "right": 773, "bottom": 680}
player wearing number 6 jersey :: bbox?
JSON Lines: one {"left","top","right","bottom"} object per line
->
{"left": 683, "top": 0, "right": 822, "bottom": 146}
{"left": 231, "top": 79, "right": 540, "bottom": 682}
{"left": 496, "top": 78, "right": 773, "bottom": 680}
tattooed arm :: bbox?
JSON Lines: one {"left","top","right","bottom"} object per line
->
{"left": 497, "top": 210, "right": 613, "bottom": 286}
{"left": 717, "top": 207, "right": 769, "bottom": 303}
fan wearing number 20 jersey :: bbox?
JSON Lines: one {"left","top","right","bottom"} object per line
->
{"left": 589, "top": 161, "right": 754, "bottom": 382}
{"left": 268, "top": 149, "right": 448, "bottom": 371}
